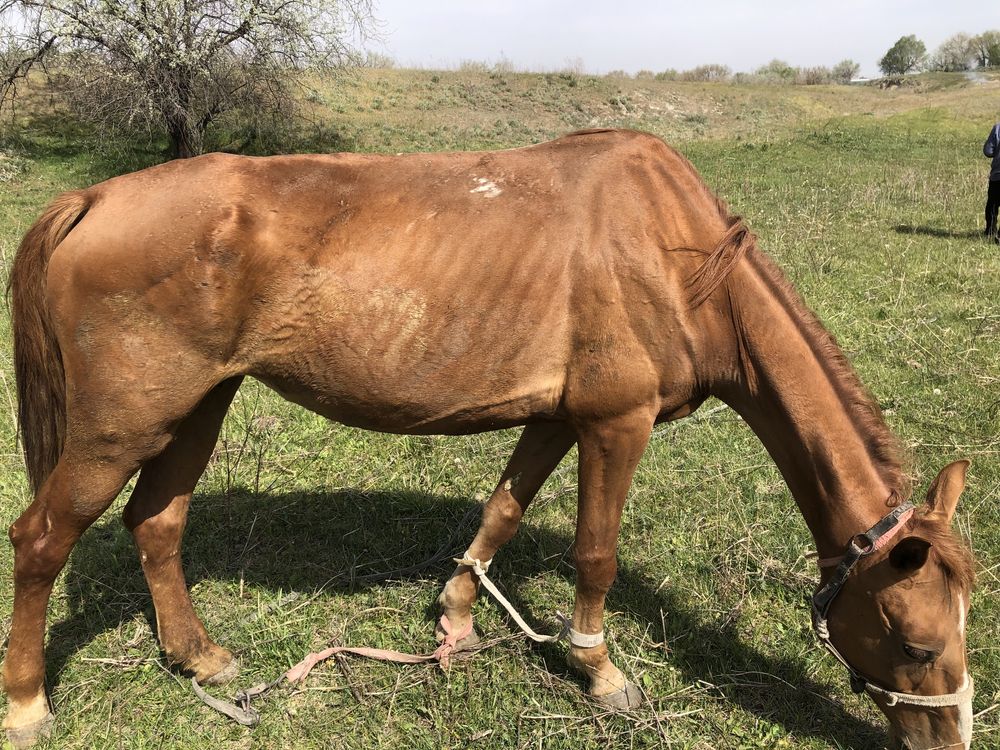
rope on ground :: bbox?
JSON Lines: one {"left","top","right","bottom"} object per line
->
{"left": 192, "top": 615, "right": 472, "bottom": 726}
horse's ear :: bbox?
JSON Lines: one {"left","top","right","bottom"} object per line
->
{"left": 925, "top": 459, "right": 971, "bottom": 525}
{"left": 889, "top": 537, "right": 932, "bottom": 572}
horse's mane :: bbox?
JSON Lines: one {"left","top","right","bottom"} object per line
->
{"left": 687, "top": 200, "right": 912, "bottom": 504}
{"left": 686, "top": 209, "right": 755, "bottom": 308}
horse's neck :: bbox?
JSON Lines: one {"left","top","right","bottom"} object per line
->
{"left": 710, "top": 253, "right": 901, "bottom": 558}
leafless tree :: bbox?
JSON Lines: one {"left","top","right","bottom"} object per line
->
{"left": 1, "top": 0, "right": 376, "bottom": 157}
{"left": 930, "top": 33, "right": 975, "bottom": 72}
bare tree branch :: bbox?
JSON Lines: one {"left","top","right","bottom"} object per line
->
{"left": 0, "top": 34, "right": 54, "bottom": 108}
{"left": 1, "top": 0, "right": 377, "bottom": 156}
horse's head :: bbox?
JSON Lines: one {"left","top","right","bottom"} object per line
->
{"left": 825, "top": 460, "right": 975, "bottom": 750}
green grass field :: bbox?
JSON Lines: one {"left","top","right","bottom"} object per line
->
{"left": 0, "top": 70, "right": 998, "bottom": 749}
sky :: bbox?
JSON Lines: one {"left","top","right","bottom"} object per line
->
{"left": 368, "top": 0, "right": 988, "bottom": 78}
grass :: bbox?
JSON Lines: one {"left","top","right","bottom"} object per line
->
{"left": 0, "top": 70, "right": 998, "bottom": 749}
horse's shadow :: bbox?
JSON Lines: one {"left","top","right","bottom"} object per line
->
{"left": 46, "top": 487, "right": 881, "bottom": 747}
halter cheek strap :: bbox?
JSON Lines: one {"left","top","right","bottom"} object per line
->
{"left": 811, "top": 501, "right": 974, "bottom": 708}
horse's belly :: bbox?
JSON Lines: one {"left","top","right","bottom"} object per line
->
{"left": 244, "top": 268, "right": 569, "bottom": 433}
{"left": 256, "top": 369, "right": 565, "bottom": 434}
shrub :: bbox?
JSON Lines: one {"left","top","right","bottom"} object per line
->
{"left": 832, "top": 59, "right": 861, "bottom": 83}
{"left": 677, "top": 64, "right": 731, "bottom": 82}
{"left": 756, "top": 59, "right": 797, "bottom": 82}
{"left": 797, "top": 66, "right": 832, "bottom": 85}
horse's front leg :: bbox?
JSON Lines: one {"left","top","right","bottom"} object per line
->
{"left": 566, "top": 410, "right": 653, "bottom": 708}
{"left": 437, "top": 422, "right": 575, "bottom": 647}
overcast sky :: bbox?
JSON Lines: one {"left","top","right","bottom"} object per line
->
{"left": 370, "top": 1, "right": 987, "bottom": 77}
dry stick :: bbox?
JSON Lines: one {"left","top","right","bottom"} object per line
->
{"left": 329, "top": 638, "right": 364, "bottom": 703}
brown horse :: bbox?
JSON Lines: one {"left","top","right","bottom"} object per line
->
{"left": 3, "top": 129, "right": 975, "bottom": 749}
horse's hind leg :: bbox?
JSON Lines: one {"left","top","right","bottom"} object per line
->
{"left": 438, "top": 422, "right": 575, "bottom": 647}
{"left": 3, "top": 452, "right": 143, "bottom": 746}
{"left": 121, "top": 377, "right": 243, "bottom": 684}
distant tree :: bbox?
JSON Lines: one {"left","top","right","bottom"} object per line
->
{"left": 971, "top": 30, "right": 1000, "bottom": 68}
{"left": 832, "top": 59, "right": 861, "bottom": 83}
{"left": 1, "top": 0, "right": 375, "bottom": 158}
{"left": 655, "top": 69, "right": 678, "bottom": 81}
{"left": 879, "top": 35, "right": 926, "bottom": 75}
{"left": 756, "top": 59, "right": 797, "bottom": 82}
{"left": 930, "top": 33, "right": 975, "bottom": 71}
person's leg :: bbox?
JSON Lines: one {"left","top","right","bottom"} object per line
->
{"left": 985, "top": 180, "right": 1000, "bottom": 238}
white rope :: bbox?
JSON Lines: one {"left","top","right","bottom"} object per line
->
{"left": 866, "top": 675, "right": 974, "bottom": 708}
{"left": 816, "top": 610, "right": 974, "bottom": 708}
{"left": 454, "top": 552, "right": 573, "bottom": 644}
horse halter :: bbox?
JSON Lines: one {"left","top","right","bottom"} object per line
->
{"left": 811, "top": 501, "right": 974, "bottom": 708}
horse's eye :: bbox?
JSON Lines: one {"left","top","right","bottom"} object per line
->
{"left": 902, "top": 644, "right": 936, "bottom": 663}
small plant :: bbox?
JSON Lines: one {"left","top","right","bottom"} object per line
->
{"left": 0, "top": 150, "right": 28, "bottom": 182}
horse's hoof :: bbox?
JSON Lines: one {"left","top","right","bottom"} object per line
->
{"left": 202, "top": 657, "right": 240, "bottom": 686}
{"left": 455, "top": 630, "right": 480, "bottom": 651}
{"left": 5, "top": 713, "right": 54, "bottom": 750}
{"left": 435, "top": 621, "right": 480, "bottom": 652}
{"left": 594, "top": 681, "right": 644, "bottom": 710}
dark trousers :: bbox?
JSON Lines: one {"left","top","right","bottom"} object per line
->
{"left": 986, "top": 180, "right": 1000, "bottom": 238}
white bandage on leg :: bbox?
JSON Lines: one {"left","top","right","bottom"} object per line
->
{"left": 568, "top": 628, "right": 605, "bottom": 648}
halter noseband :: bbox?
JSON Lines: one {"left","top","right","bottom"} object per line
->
{"left": 811, "top": 501, "right": 974, "bottom": 708}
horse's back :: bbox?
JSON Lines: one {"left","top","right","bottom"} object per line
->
{"left": 44, "top": 130, "right": 726, "bottom": 432}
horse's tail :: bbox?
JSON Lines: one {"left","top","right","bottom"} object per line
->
{"left": 8, "top": 191, "right": 91, "bottom": 493}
